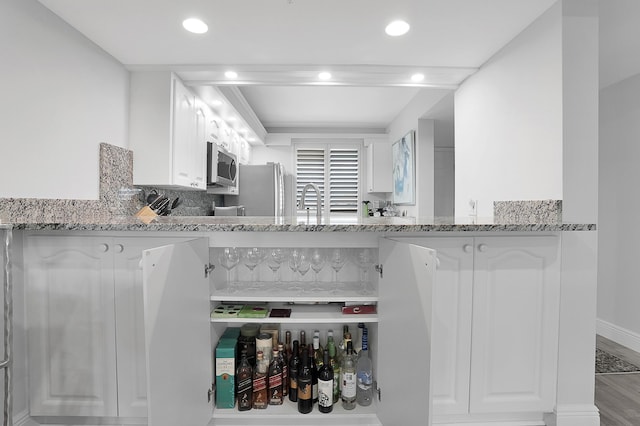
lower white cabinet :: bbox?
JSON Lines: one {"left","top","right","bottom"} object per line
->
{"left": 412, "top": 236, "right": 560, "bottom": 420}
{"left": 24, "top": 234, "right": 188, "bottom": 418}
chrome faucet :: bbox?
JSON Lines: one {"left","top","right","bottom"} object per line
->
{"left": 299, "top": 183, "right": 322, "bottom": 220}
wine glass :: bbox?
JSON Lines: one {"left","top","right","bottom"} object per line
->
{"left": 288, "top": 248, "right": 302, "bottom": 282}
{"left": 329, "top": 248, "right": 347, "bottom": 283}
{"left": 243, "top": 247, "right": 265, "bottom": 282}
{"left": 354, "top": 248, "right": 374, "bottom": 283}
{"left": 218, "top": 247, "right": 240, "bottom": 289}
{"left": 310, "top": 249, "right": 326, "bottom": 284}
{"left": 266, "top": 248, "right": 287, "bottom": 281}
{"left": 297, "top": 250, "right": 311, "bottom": 282}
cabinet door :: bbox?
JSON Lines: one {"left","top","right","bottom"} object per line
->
{"left": 377, "top": 239, "right": 436, "bottom": 425}
{"left": 469, "top": 236, "right": 560, "bottom": 413}
{"left": 427, "top": 238, "right": 474, "bottom": 416}
{"left": 25, "top": 235, "right": 118, "bottom": 416}
{"left": 172, "top": 77, "right": 197, "bottom": 188}
{"left": 142, "top": 238, "right": 212, "bottom": 426}
{"left": 193, "top": 105, "right": 208, "bottom": 189}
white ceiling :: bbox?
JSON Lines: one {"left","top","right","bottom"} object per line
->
{"left": 37, "top": 0, "right": 640, "bottom": 132}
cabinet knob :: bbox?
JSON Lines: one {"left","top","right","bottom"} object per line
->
{"left": 463, "top": 244, "right": 473, "bottom": 253}
{"left": 477, "top": 243, "right": 488, "bottom": 252}
{"left": 115, "top": 244, "right": 124, "bottom": 253}
{"left": 99, "top": 243, "right": 109, "bottom": 253}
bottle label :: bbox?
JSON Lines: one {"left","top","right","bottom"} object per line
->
{"left": 298, "top": 378, "right": 312, "bottom": 400}
{"left": 290, "top": 375, "right": 297, "bottom": 390}
{"left": 253, "top": 375, "right": 267, "bottom": 392}
{"left": 357, "top": 371, "right": 373, "bottom": 389}
{"left": 342, "top": 372, "right": 356, "bottom": 398}
{"left": 318, "top": 379, "right": 333, "bottom": 408}
{"left": 269, "top": 372, "right": 282, "bottom": 388}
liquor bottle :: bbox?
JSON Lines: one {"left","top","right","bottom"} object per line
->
{"left": 308, "top": 345, "right": 318, "bottom": 403}
{"left": 341, "top": 341, "right": 357, "bottom": 410}
{"left": 268, "top": 348, "right": 284, "bottom": 405}
{"left": 326, "top": 332, "right": 340, "bottom": 403}
{"left": 356, "top": 326, "right": 373, "bottom": 406}
{"left": 284, "top": 330, "right": 293, "bottom": 362}
{"left": 353, "top": 323, "right": 364, "bottom": 356}
{"left": 252, "top": 351, "right": 268, "bottom": 409}
{"left": 236, "top": 350, "right": 253, "bottom": 411}
{"left": 317, "top": 349, "right": 334, "bottom": 413}
{"left": 278, "top": 343, "right": 288, "bottom": 397}
{"left": 297, "top": 348, "right": 313, "bottom": 414}
{"left": 313, "top": 332, "right": 324, "bottom": 368}
{"left": 338, "top": 325, "right": 349, "bottom": 353}
{"left": 299, "top": 330, "right": 307, "bottom": 355}
{"left": 289, "top": 340, "right": 300, "bottom": 402}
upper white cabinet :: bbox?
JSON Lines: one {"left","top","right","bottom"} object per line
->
{"left": 366, "top": 142, "right": 392, "bottom": 193}
{"left": 129, "top": 71, "right": 206, "bottom": 190}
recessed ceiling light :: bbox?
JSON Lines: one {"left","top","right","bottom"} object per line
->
{"left": 411, "top": 73, "right": 425, "bottom": 82}
{"left": 318, "top": 72, "right": 332, "bottom": 81}
{"left": 182, "top": 18, "right": 208, "bottom": 34}
{"left": 225, "top": 70, "right": 238, "bottom": 79}
{"left": 385, "top": 20, "right": 410, "bottom": 36}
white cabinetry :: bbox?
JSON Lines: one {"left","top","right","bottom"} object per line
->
{"left": 411, "top": 236, "right": 560, "bottom": 420}
{"left": 129, "top": 71, "right": 206, "bottom": 190}
{"left": 366, "top": 143, "right": 392, "bottom": 193}
{"left": 24, "top": 234, "right": 190, "bottom": 418}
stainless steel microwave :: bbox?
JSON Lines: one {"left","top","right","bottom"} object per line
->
{"left": 207, "top": 142, "right": 238, "bottom": 187}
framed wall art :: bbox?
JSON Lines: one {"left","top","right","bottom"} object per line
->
{"left": 392, "top": 130, "right": 416, "bottom": 205}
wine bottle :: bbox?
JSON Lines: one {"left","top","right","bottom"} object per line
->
{"left": 341, "top": 341, "right": 356, "bottom": 410}
{"left": 252, "top": 351, "right": 268, "bottom": 409}
{"left": 236, "top": 350, "right": 253, "bottom": 411}
{"left": 356, "top": 326, "right": 373, "bottom": 406}
{"left": 326, "top": 331, "right": 340, "bottom": 403}
{"left": 313, "top": 331, "right": 324, "bottom": 368}
{"left": 309, "top": 344, "right": 318, "bottom": 403}
{"left": 317, "top": 349, "right": 334, "bottom": 413}
{"left": 289, "top": 340, "right": 300, "bottom": 402}
{"left": 278, "top": 343, "right": 288, "bottom": 397}
{"left": 268, "top": 348, "right": 283, "bottom": 405}
{"left": 297, "top": 349, "right": 313, "bottom": 414}
{"left": 299, "top": 330, "right": 307, "bottom": 355}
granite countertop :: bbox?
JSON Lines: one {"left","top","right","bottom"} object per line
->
{"left": 2, "top": 215, "right": 596, "bottom": 232}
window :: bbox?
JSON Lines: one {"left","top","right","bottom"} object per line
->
{"left": 295, "top": 143, "right": 360, "bottom": 216}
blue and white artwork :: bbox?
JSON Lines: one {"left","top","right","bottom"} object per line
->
{"left": 392, "top": 131, "right": 415, "bottom": 205}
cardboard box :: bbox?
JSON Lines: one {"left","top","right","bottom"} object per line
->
{"left": 215, "top": 333, "right": 237, "bottom": 408}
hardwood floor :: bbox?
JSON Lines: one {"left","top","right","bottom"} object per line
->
{"left": 596, "top": 335, "right": 640, "bottom": 426}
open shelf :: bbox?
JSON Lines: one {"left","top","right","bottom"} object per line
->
{"left": 210, "top": 303, "right": 378, "bottom": 324}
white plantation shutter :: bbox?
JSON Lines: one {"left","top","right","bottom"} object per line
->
{"left": 296, "top": 148, "right": 325, "bottom": 210}
{"left": 295, "top": 145, "right": 360, "bottom": 215}
{"left": 329, "top": 148, "right": 359, "bottom": 213}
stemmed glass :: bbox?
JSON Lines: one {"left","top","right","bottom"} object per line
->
{"left": 297, "top": 251, "right": 311, "bottom": 282}
{"left": 243, "top": 247, "right": 266, "bottom": 282}
{"left": 218, "top": 247, "right": 240, "bottom": 289}
{"left": 288, "top": 249, "right": 302, "bottom": 282}
{"left": 266, "top": 248, "right": 287, "bottom": 282}
{"left": 354, "top": 248, "right": 374, "bottom": 293}
{"left": 329, "top": 248, "right": 347, "bottom": 283}
{"left": 310, "top": 249, "right": 326, "bottom": 284}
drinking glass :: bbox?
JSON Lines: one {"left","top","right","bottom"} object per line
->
{"left": 297, "top": 250, "right": 311, "bottom": 281}
{"left": 329, "top": 248, "right": 347, "bottom": 282}
{"left": 243, "top": 247, "right": 265, "bottom": 282}
{"left": 310, "top": 248, "right": 326, "bottom": 283}
{"left": 218, "top": 247, "right": 240, "bottom": 288}
{"left": 354, "top": 248, "right": 374, "bottom": 283}
{"left": 266, "top": 248, "right": 287, "bottom": 281}
{"left": 288, "top": 248, "right": 302, "bottom": 282}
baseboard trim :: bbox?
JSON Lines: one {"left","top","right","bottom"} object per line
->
{"left": 596, "top": 318, "right": 640, "bottom": 353}
{"left": 544, "top": 404, "right": 600, "bottom": 426}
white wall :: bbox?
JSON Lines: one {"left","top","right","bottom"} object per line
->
{"left": 0, "top": 0, "right": 129, "bottom": 200}
{"left": 598, "top": 73, "right": 640, "bottom": 339}
{"left": 387, "top": 89, "right": 452, "bottom": 217}
{"left": 454, "top": 3, "right": 563, "bottom": 218}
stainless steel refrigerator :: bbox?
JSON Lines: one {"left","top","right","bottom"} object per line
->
{"left": 225, "top": 163, "right": 285, "bottom": 216}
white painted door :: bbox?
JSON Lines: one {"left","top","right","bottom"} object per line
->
{"left": 25, "top": 235, "right": 118, "bottom": 416}
{"left": 469, "top": 236, "right": 560, "bottom": 413}
{"left": 377, "top": 239, "right": 436, "bottom": 426}
{"left": 172, "top": 76, "right": 196, "bottom": 188}
{"left": 142, "top": 238, "right": 213, "bottom": 426}
{"left": 426, "top": 238, "right": 474, "bottom": 416}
